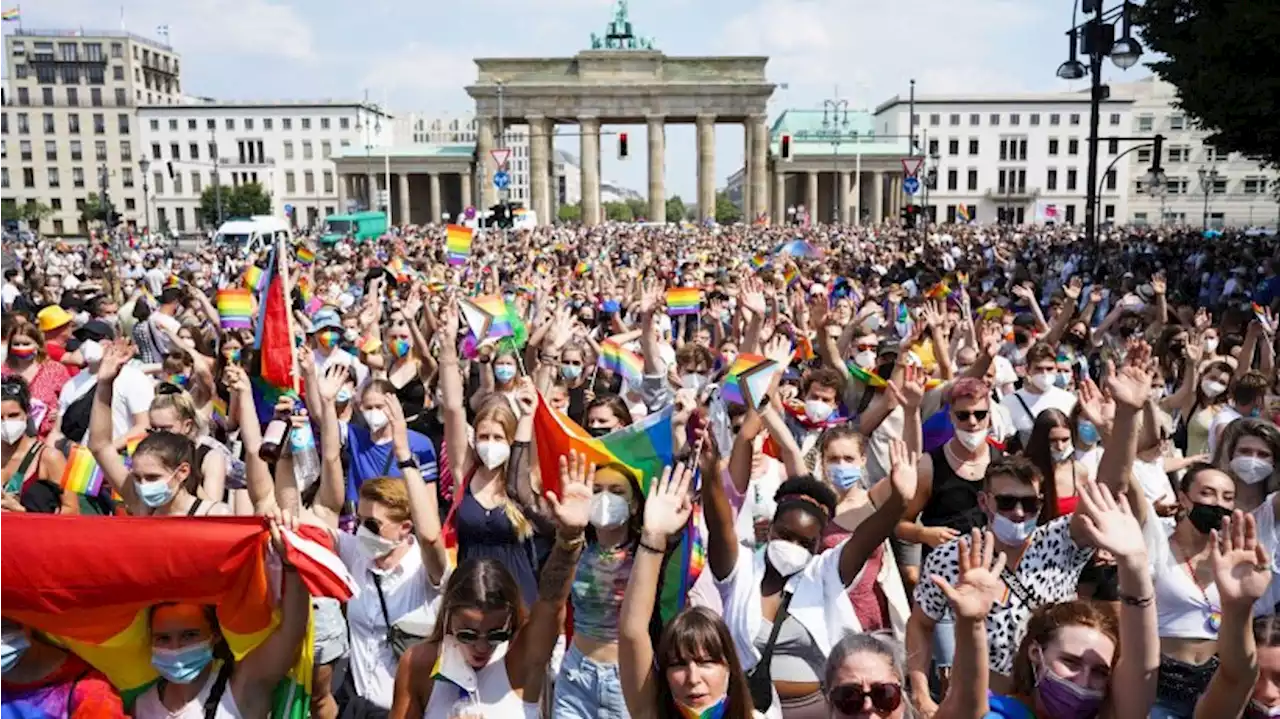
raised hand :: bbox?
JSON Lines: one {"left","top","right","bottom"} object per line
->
{"left": 931, "top": 529, "right": 1008, "bottom": 621}
{"left": 638, "top": 281, "right": 664, "bottom": 317}
{"left": 886, "top": 437, "right": 919, "bottom": 504}
{"left": 97, "top": 340, "right": 135, "bottom": 383}
{"left": 548, "top": 450, "right": 595, "bottom": 538}
{"left": 317, "top": 362, "right": 350, "bottom": 403}
{"left": 1211, "top": 511, "right": 1273, "bottom": 609}
{"left": 1074, "top": 479, "right": 1145, "bottom": 558}
{"left": 438, "top": 298, "right": 461, "bottom": 344}
{"left": 1089, "top": 286, "right": 1105, "bottom": 305}
{"left": 1150, "top": 273, "right": 1166, "bottom": 296}
{"left": 383, "top": 394, "right": 410, "bottom": 455}
{"left": 265, "top": 508, "right": 299, "bottom": 566}
{"left": 1063, "top": 276, "right": 1083, "bottom": 301}
{"left": 1076, "top": 377, "right": 1108, "bottom": 424}
{"left": 764, "top": 333, "right": 794, "bottom": 370}
{"left": 740, "top": 276, "right": 767, "bottom": 317}
{"left": 513, "top": 377, "right": 537, "bottom": 418}
{"left": 642, "top": 463, "right": 695, "bottom": 540}
{"left": 223, "top": 364, "right": 250, "bottom": 396}
{"left": 1106, "top": 362, "right": 1153, "bottom": 411}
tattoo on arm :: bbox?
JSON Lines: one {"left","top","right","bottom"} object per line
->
{"left": 538, "top": 542, "right": 583, "bottom": 603}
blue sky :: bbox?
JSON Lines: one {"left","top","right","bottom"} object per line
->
{"left": 9, "top": 0, "right": 1152, "bottom": 199}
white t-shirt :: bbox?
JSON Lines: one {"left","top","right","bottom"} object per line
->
{"left": 1001, "top": 386, "right": 1077, "bottom": 445}
{"left": 57, "top": 363, "right": 155, "bottom": 443}
{"left": 313, "top": 348, "right": 369, "bottom": 387}
{"left": 1, "top": 282, "right": 19, "bottom": 309}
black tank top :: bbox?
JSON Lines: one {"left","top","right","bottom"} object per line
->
{"left": 919, "top": 442, "right": 1003, "bottom": 534}
{"left": 393, "top": 375, "right": 427, "bottom": 422}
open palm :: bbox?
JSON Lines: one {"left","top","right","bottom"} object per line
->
{"left": 643, "top": 463, "right": 694, "bottom": 538}
{"left": 1075, "top": 478, "right": 1145, "bottom": 557}
{"left": 548, "top": 450, "right": 595, "bottom": 535}
{"left": 932, "top": 530, "right": 1007, "bottom": 621}
{"left": 1211, "top": 511, "right": 1273, "bottom": 608}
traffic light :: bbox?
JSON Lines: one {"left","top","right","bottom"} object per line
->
{"left": 618, "top": 132, "right": 629, "bottom": 159}
{"left": 780, "top": 134, "right": 792, "bottom": 161}
{"left": 900, "top": 204, "right": 921, "bottom": 228}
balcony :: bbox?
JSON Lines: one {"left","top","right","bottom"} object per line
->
{"left": 985, "top": 186, "right": 1041, "bottom": 201}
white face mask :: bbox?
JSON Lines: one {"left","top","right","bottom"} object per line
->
{"left": 1248, "top": 700, "right": 1280, "bottom": 717}
{"left": 991, "top": 512, "right": 1038, "bottom": 545}
{"left": 0, "top": 419, "right": 27, "bottom": 444}
{"left": 1201, "top": 379, "right": 1227, "bottom": 398}
{"left": 1231, "top": 456, "right": 1274, "bottom": 485}
{"left": 804, "top": 399, "right": 834, "bottom": 423}
{"left": 1204, "top": 338, "right": 1219, "bottom": 354}
{"left": 356, "top": 524, "right": 400, "bottom": 558}
{"left": 953, "top": 428, "right": 988, "bottom": 452}
{"left": 765, "top": 539, "right": 812, "bottom": 577}
{"left": 1029, "top": 372, "right": 1056, "bottom": 392}
{"left": 588, "top": 492, "right": 631, "bottom": 529}
{"left": 80, "top": 340, "right": 103, "bottom": 365}
{"left": 363, "top": 409, "right": 389, "bottom": 431}
{"left": 475, "top": 440, "right": 511, "bottom": 470}
{"left": 1052, "top": 445, "right": 1074, "bottom": 463}
{"left": 1149, "top": 386, "right": 1166, "bottom": 402}
{"left": 853, "top": 349, "right": 877, "bottom": 369}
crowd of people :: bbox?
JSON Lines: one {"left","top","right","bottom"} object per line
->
{"left": 1, "top": 218, "right": 1279, "bottom": 719}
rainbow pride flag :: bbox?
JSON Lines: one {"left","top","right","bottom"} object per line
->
{"left": 216, "top": 288, "right": 254, "bottom": 330}
{"left": 1, "top": 8, "right": 20, "bottom": 21}
{"left": 957, "top": 205, "right": 972, "bottom": 223}
{"left": 59, "top": 444, "right": 103, "bottom": 496}
{"left": 575, "top": 261, "right": 591, "bottom": 276}
{"left": 783, "top": 268, "right": 800, "bottom": 288}
{"left": 211, "top": 396, "right": 229, "bottom": 423}
{"left": 925, "top": 282, "right": 952, "bottom": 300}
{"left": 721, "top": 353, "right": 782, "bottom": 409}
{"left": 296, "top": 245, "right": 316, "bottom": 266}
{"left": 666, "top": 287, "right": 701, "bottom": 316}
{"left": 1253, "top": 302, "right": 1269, "bottom": 326}
{"left": 243, "top": 265, "right": 265, "bottom": 292}
{"left": 1, "top": 515, "right": 355, "bottom": 709}
{"left": 460, "top": 295, "right": 513, "bottom": 339}
{"left": 750, "top": 253, "right": 769, "bottom": 270}
{"left": 598, "top": 339, "right": 644, "bottom": 384}
{"left": 446, "top": 225, "right": 473, "bottom": 266}
{"left": 845, "top": 361, "right": 888, "bottom": 388}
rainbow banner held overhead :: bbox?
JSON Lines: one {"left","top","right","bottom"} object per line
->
{"left": 216, "top": 288, "right": 254, "bottom": 330}
{"left": 1, "top": 8, "right": 19, "bottom": 21}
{"left": 666, "top": 287, "right": 701, "bottom": 316}
{"left": 956, "top": 205, "right": 972, "bottom": 223}
{"left": 243, "top": 265, "right": 265, "bottom": 293}
{"left": 598, "top": 339, "right": 644, "bottom": 385}
{"left": 721, "top": 353, "right": 782, "bottom": 409}
{"left": 446, "top": 225, "right": 473, "bottom": 266}
{"left": 459, "top": 295, "right": 514, "bottom": 340}
{"left": 60, "top": 444, "right": 104, "bottom": 496}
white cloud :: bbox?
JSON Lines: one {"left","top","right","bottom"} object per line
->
{"left": 361, "top": 43, "right": 480, "bottom": 114}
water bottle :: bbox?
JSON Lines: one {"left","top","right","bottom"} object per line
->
{"left": 290, "top": 419, "right": 321, "bottom": 489}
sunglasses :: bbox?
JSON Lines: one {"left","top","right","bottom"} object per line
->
{"left": 452, "top": 623, "right": 513, "bottom": 646}
{"left": 953, "top": 410, "right": 989, "bottom": 421}
{"left": 0, "top": 382, "right": 23, "bottom": 398}
{"left": 828, "top": 682, "right": 903, "bottom": 714}
{"left": 855, "top": 343, "right": 878, "bottom": 352}
{"left": 156, "top": 382, "right": 185, "bottom": 396}
{"left": 993, "top": 494, "right": 1042, "bottom": 513}
{"left": 359, "top": 516, "right": 384, "bottom": 536}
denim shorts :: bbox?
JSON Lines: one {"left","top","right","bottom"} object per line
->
{"left": 553, "top": 644, "right": 629, "bottom": 719}
{"left": 313, "top": 597, "right": 349, "bottom": 665}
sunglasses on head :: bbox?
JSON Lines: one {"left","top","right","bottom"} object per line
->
{"left": 0, "top": 382, "right": 23, "bottom": 398}
{"left": 993, "top": 494, "right": 1042, "bottom": 513}
{"left": 828, "top": 682, "right": 903, "bottom": 714}
{"left": 952, "top": 409, "right": 989, "bottom": 422}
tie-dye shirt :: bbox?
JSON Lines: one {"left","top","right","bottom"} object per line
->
{"left": 0, "top": 654, "right": 126, "bottom": 719}
{"left": 571, "top": 542, "right": 634, "bottom": 642}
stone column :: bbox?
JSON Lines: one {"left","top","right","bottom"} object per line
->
{"left": 580, "top": 116, "right": 601, "bottom": 226}
{"left": 647, "top": 114, "right": 666, "bottom": 223}
{"left": 696, "top": 114, "right": 716, "bottom": 223}
{"left": 337, "top": 173, "right": 348, "bottom": 213}
{"left": 772, "top": 165, "right": 785, "bottom": 225}
{"left": 750, "top": 115, "right": 768, "bottom": 222}
{"left": 852, "top": 172, "right": 862, "bottom": 226}
{"left": 742, "top": 120, "right": 753, "bottom": 219}
{"left": 476, "top": 116, "right": 496, "bottom": 210}
{"left": 397, "top": 173, "right": 411, "bottom": 225}
{"left": 528, "top": 115, "right": 551, "bottom": 226}
{"left": 428, "top": 172, "right": 441, "bottom": 224}
{"left": 873, "top": 171, "right": 885, "bottom": 223}
{"left": 460, "top": 169, "right": 472, "bottom": 211}
{"left": 805, "top": 171, "right": 819, "bottom": 222}
{"left": 838, "top": 171, "right": 851, "bottom": 225}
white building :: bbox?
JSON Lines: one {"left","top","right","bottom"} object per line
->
{"left": 554, "top": 149, "right": 582, "bottom": 207}
{"left": 138, "top": 100, "right": 392, "bottom": 231}
{"left": 1118, "top": 77, "right": 1280, "bottom": 228}
{"left": 392, "top": 113, "right": 531, "bottom": 207}
{"left": 873, "top": 90, "right": 1135, "bottom": 225}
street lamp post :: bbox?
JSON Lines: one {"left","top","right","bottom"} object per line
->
{"left": 822, "top": 98, "right": 851, "bottom": 224}
{"left": 1198, "top": 165, "right": 1221, "bottom": 229}
{"left": 139, "top": 156, "right": 151, "bottom": 235}
{"left": 1057, "top": 0, "right": 1143, "bottom": 245}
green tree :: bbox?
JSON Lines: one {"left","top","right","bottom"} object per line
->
{"left": 198, "top": 182, "right": 272, "bottom": 226}
{"left": 604, "top": 201, "right": 634, "bottom": 222}
{"left": 21, "top": 201, "right": 54, "bottom": 226}
{"left": 665, "top": 195, "right": 686, "bottom": 224}
{"left": 1137, "top": 0, "right": 1280, "bottom": 165}
{"left": 558, "top": 203, "right": 582, "bottom": 223}
{"left": 625, "top": 197, "right": 648, "bottom": 221}
{"left": 80, "top": 193, "right": 107, "bottom": 225}
{"left": 714, "top": 191, "right": 741, "bottom": 224}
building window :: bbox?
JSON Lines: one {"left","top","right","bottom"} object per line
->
{"left": 1048, "top": 138, "right": 1059, "bottom": 156}
{"left": 301, "top": 118, "right": 311, "bottom": 130}
{"left": 1137, "top": 147, "right": 1152, "bottom": 163}
{"left": 175, "top": 208, "right": 186, "bottom": 232}
{"left": 304, "top": 171, "right": 315, "bottom": 193}
{"left": 285, "top": 171, "right": 296, "bottom": 193}
{"left": 321, "top": 117, "right": 331, "bottom": 130}
{"left": 947, "top": 139, "right": 959, "bottom": 155}
{"left": 41, "top": 87, "right": 53, "bottom": 105}
{"left": 340, "top": 117, "right": 350, "bottom": 130}
{"left": 999, "top": 139, "right": 1009, "bottom": 161}
{"left": 1047, "top": 168, "right": 1058, "bottom": 191}
{"left": 116, "top": 167, "right": 130, "bottom": 188}
{"left": 323, "top": 170, "right": 334, "bottom": 193}
{"left": 928, "top": 113, "right": 940, "bottom": 126}
{"left": 1064, "top": 204, "right": 1076, "bottom": 224}
{"left": 989, "top": 113, "right": 1000, "bottom": 126}
{"left": 154, "top": 172, "right": 164, "bottom": 195}
{"left": 95, "top": 140, "right": 108, "bottom": 161}
{"left": 120, "top": 140, "right": 131, "bottom": 161}
{"left": 1108, "top": 138, "right": 1118, "bottom": 155}
{"left": 948, "top": 114, "right": 960, "bottom": 126}
{"left": 1105, "top": 169, "right": 1116, "bottom": 190}
{"left": 1029, "top": 113, "right": 1040, "bottom": 126}
{"left": 946, "top": 169, "right": 958, "bottom": 191}
{"left": 44, "top": 140, "right": 56, "bottom": 161}
{"left": 1068, "top": 139, "right": 1079, "bottom": 156}
{"left": 69, "top": 167, "right": 84, "bottom": 189}
{"left": 22, "top": 168, "right": 35, "bottom": 187}
{"left": 16, "top": 113, "right": 29, "bottom": 134}
{"left": 1211, "top": 178, "right": 1227, "bottom": 194}
{"left": 70, "top": 140, "right": 83, "bottom": 160}
{"left": 283, "top": 141, "right": 294, "bottom": 160}
{"left": 150, "top": 119, "right": 160, "bottom": 131}
{"left": 41, "top": 112, "right": 54, "bottom": 133}
{"left": 114, "top": 88, "right": 126, "bottom": 105}
{"left": 1170, "top": 115, "right": 1186, "bottom": 130}
{"left": 118, "top": 114, "right": 130, "bottom": 134}
{"left": 1069, "top": 113, "right": 1081, "bottom": 126}
{"left": 1009, "top": 114, "right": 1020, "bottom": 126}
{"left": 191, "top": 171, "right": 201, "bottom": 193}
{"left": 928, "top": 139, "right": 939, "bottom": 156}
{"left": 1168, "top": 146, "right": 1190, "bottom": 163}
{"left": 243, "top": 118, "right": 253, "bottom": 131}
{"left": 302, "top": 141, "right": 313, "bottom": 160}
{"left": 225, "top": 118, "right": 235, "bottom": 130}
{"left": 967, "top": 169, "right": 978, "bottom": 191}
{"left": 1137, "top": 116, "right": 1154, "bottom": 132}
{"left": 113, "top": 66, "right": 125, "bottom": 83}
{"left": 911, "top": 113, "right": 919, "bottom": 126}
{"left": 93, "top": 113, "right": 105, "bottom": 134}
{"left": 1243, "top": 177, "right": 1268, "bottom": 194}
{"left": 168, "top": 142, "right": 179, "bottom": 160}
{"left": 321, "top": 140, "right": 331, "bottom": 158}
{"left": 207, "top": 118, "right": 216, "bottom": 130}
{"left": 283, "top": 118, "right": 292, "bottom": 130}
{"left": 1108, "top": 113, "right": 1120, "bottom": 126}
{"left": 173, "top": 172, "right": 183, "bottom": 194}
{"left": 19, "top": 140, "right": 31, "bottom": 160}
{"left": 151, "top": 142, "right": 162, "bottom": 159}
{"left": 1049, "top": 113, "right": 1061, "bottom": 126}
{"left": 1066, "top": 169, "right": 1078, "bottom": 191}
{"left": 968, "top": 139, "right": 979, "bottom": 155}
{"left": 209, "top": 142, "right": 217, "bottom": 160}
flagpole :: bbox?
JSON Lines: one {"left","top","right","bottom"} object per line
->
{"left": 276, "top": 229, "right": 300, "bottom": 394}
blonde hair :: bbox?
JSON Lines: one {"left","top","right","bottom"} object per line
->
{"left": 151, "top": 386, "right": 206, "bottom": 438}
{"left": 473, "top": 397, "right": 532, "bottom": 540}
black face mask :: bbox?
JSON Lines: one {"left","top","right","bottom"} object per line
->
{"left": 1187, "top": 502, "right": 1231, "bottom": 534}
{"left": 587, "top": 426, "right": 611, "bottom": 438}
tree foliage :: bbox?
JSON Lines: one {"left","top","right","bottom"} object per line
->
{"left": 604, "top": 201, "right": 634, "bottom": 222}
{"left": 1137, "top": 0, "right": 1280, "bottom": 165}
{"left": 557, "top": 203, "right": 582, "bottom": 223}
{"left": 198, "top": 182, "right": 273, "bottom": 226}
{"left": 715, "top": 191, "right": 742, "bottom": 224}
{"left": 665, "top": 196, "right": 686, "bottom": 224}
{"left": 79, "top": 193, "right": 107, "bottom": 224}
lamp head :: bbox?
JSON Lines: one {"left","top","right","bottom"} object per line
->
{"left": 1056, "top": 59, "right": 1087, "bottom": 80}
{"left": 1109, "top": 37, "right": 1142, "bottom": 69}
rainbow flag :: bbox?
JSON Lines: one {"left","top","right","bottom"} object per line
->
{"left": 845, "top": 361, "right": 888, "bottom": 388}
{"left": 211, "top": 396, "right": 229, "bottom": 423}
{"left": 925, "top": 282, "right": 952, "bottom": 300}
{"left": 598, "top": 339, "right": 644, "bottom": 384}
{"left": 721, "top": 353, "right": 782, "bottom": 409}
{"left": 956, "top": 205, "right": 972, "bottom": 223}
{"left": 1253, "top": 302, "right": 1269, "bottom": 326}
{"left": 445, "top": 225, "right": 473, "bottom": 266}
{"left": 460, "top": 295, "right": 513, "bottom": 340}
{"left": 243, "top": 265, "right": 265, "bottom": 292}
{"left": 750, "top": 253, "right": 769, "bottom": 270}
{"left": 296, "top": 245, "right": 316, "bottom": 266}
{"left": 216, "top": 288, "right": 254, "bottom": 330}
{"left": 1, "top": 515, "right": 355, "bottom": 709}
{"left": 59, "top": 445, "right": 103, "bottom": 496}
{"left": 976, "top": 303, "right": 1005, "bottom": 321}
{"left": 666, "top": 287, "right": 702, "bottom": 316}
{"left": 575, "top": 261, "right": 591, "bottom": 276}
{"left": 1, "top": 8, "right": 19, "bottom": 21}
{"left": 783, "top": 268, "right": 800, "bottom": 288}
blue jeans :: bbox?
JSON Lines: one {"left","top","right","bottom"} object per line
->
{"left": 553, "top": 644, "right": 629, "bottom": 719}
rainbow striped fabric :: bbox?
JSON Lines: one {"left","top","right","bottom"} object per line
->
{"left": 721, "top": 353, "right": 781, "bottom": 409}
{"left": 216, "top": 288, "right": 254, "bottom": 330}
{"left": 749, "top": 253, "right": 769, "bottom": 270}
{"left": 598, "top": 339, "right": 644, "bottom": 384}
{"left": 925, "top": 282, "right": 952, "bottom": 300}
{"left": 957, "top": 205, "right": 972, "bottom": 222}
{"left": 845, "top": 362, "right": 888, "bottom": 388}
{"left": 446, "top": 225, "right": 473, "bottom": 266}
{"left": 783, "top": 268, "right": 800, "bottom": 288}
{"left": 243, "top": 265, "right": 265, "bottom": 292}
{"left": 666, "top": 287, "right": 701, "bottom": 316}
{"left": 296, "top": 245, "right": 316, "bottom": 266}
{"left": 1, "top": 8, "right": 20, "bottom": 21}
{"left": 59, "top": 444, "right": 103, "bottom": 496}
{"left": 459, "top": 295, "right": 513, "bottom": 339}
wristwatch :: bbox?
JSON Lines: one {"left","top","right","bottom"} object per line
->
{"left": 397, "top": 456, "right": 419, "bottom": 471}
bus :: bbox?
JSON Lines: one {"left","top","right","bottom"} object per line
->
{"left": 321, "top": 211, "right": 387, "bottom": 244}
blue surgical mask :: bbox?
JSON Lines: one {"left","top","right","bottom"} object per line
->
{"left": 151, "top": 641, "right": 214, "bottom": 684}
{"left": 136, "top": 478, "right": 176, "bottom": 508}
{"left": 827, "top": 463, "right": 864, "bottom": 491}
{"left": 560, "top": 364, "right": 582, "bottom": 380}
{"left": 335, "top": 387, "right": 354, "bottom": 404}
{"left": 1, "top": 630, "right": 30, "bottom": 675}
{"left": 1077, "top": 420, "right": 1099, "bottom": 446}
{"left": 991, "top": 512, "right": 1038, "bottom": 545}
{"left": 1053, "top": 372, "right": 1070, "bottom": 389}
{"left": 494, "top": 365, "right": 517, "bottom": 383}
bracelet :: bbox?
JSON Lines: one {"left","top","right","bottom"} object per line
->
{"left": 1118, "top": 593, "right": 1153, "bottom": 608}
{"left": 638, "top": 540, "right": 666, "bottom": 555}
{"left": 556, "top": 534, "right": 586, "bottom": 551}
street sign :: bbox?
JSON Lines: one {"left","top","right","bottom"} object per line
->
{"left": 903, "top": 176, "right": 920, "bottom": 195}
{"left": 490, "top": 148, "right": 512, "bottom": 169}
{"left": 283, "top": 203, "right": 294, "bottom": 215}
{"left": 493, "top": 170, "right": 511, "bottom": 189}
{"left": 901, "top": 157, "right": 924, "bottom": 177}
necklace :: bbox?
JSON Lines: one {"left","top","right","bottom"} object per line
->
{"left": 944, "top": 442, "right": 986, "bottom": 480}
{"left": 1180, "top": 552, "right": 1221, "bottom": 633}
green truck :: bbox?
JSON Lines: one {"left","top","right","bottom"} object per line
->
{"left": 321, "top": 211, "right": 388, "bottom": 244}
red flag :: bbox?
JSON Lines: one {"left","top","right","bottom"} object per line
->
{"left": 259, "top": 271, "right": 295, "bottom": 390}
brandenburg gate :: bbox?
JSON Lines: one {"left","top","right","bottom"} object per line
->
{"left": 466, "top": 1, "right": 775, "bottom": 226}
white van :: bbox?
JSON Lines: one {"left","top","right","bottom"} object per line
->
{"left": 215, "top": 216, "right": 292, "bottom": 256}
